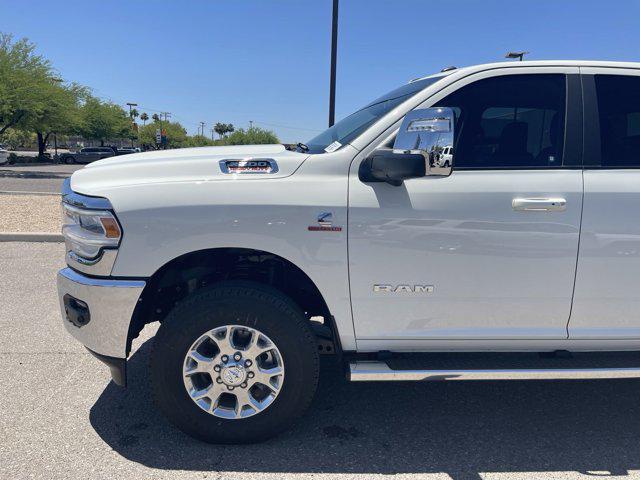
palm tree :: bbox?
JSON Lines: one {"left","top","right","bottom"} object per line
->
{"left": 130, "top": 108, "right": 139, "bottom": 120}
{"left": 152, "top": 113, "right": 160, "bottom": 122}
{"left": 214, "top": 122, "right": 235, "bottom": 138}
{"left": 214, "top": 122, "right": 226, "bottom": 138}
{"left": 140, "top": 112, "right": 149, "bottom": 125}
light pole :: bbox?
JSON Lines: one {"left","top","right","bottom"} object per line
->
{"left": 328, "top": 0, "right": 339, "bottom": 127}
{"left": 126, "top": 102, "right": 138, "bottom": 147}
{"left": 160, "top": 112, "right": 171, "bottom": 149}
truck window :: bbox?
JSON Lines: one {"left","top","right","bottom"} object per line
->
{"left": 304, "top": 75, "right": 445, "bottom": 154}
{"left": 594, "top": 74, "right": 640, "bottom": 167}
{"left": 435, "top": 74, "right": 566, "bottom": 169}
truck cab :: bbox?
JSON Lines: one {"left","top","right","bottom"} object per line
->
{"left": 57, "top": 60, "right": 640, "bottom": 443}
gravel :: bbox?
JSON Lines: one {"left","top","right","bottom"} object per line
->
{"left": 0, "top": 194, "right": 61, "bottom": 233}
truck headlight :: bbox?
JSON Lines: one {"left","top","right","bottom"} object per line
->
{"left": 62, "top": 203, "right": 121, "bottom": 259}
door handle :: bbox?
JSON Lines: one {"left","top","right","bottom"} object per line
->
{"left": 512, "top": 197, "right": 567, "bottom": 212}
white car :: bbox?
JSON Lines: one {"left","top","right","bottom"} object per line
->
{"left": 0, "top": 144, "right": 9, "bottom": 165}
{"left": 436, "top": 145, "right": 453, "bottom": 167}
{"left": 57, "top": 60, "right": 640, "bottom": 444}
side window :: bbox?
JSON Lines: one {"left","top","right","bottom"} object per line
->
{"left": 435, "top": 74, "right": 566, "bottom": 169}
{"left": 595, "top": 74, "right": 640, "bottom": 167}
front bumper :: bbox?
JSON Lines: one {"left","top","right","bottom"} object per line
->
{"left": 57, "top": 268, "right": 145, "bottom": 361}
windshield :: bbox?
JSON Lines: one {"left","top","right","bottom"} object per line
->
{"left": 303, "top": 76, "right": 443, "bottom": 154}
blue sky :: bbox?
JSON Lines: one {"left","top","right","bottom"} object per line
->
{"left": 1, "top": 0, "right": 639, "bottom": 142}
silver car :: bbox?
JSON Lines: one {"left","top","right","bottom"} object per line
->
{"left": 0, "top": 144, "right": 9, "bottom": 165}
{"left": 60, "top": 147, "right": 115, "bottom": 164}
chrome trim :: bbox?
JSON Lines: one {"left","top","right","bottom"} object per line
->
{"left": 62, "top": 178, "right": 113, "bottom": 210}
{"left": 512, "top": 197, "right": 567, "bottom": 212}
{"left": 66, "top": 248, "right": 118, "bottom": 276}
{"left": 349, "top": 360, "right": 640, "bottom": 381}
{"left": 58, "top": 266, "right": 145, "bottom": 288}
{"left": 219, "top": 158, "right": 279, "bottom": 174}
{"left": 57, "top": 268, "right": 146, "bottom": 358}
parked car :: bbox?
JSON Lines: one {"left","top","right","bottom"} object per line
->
{"left": 0, "top": 144, "right": 9, "bottom": 165}
{"left": 435, "top": 145, "right": 453, "bottom": 167}
{"left": 115, "top": 147, "right": 138, "bottom": 156}
{"left": 59, "top": 147, "right": 116, "bottom": 164}
{"left": 57, "top": 60, "right": 640, "bottom": 444}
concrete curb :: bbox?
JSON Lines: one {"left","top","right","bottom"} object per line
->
{"left": 0, "top": 172, "right": 70, "bottom": 179}
{"left": 0, "top": 232, "right": 64, "bottom": 242}
{"left": 0, "top": 190, "right": 61, "bottom": 196}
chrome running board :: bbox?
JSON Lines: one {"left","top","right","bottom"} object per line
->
{"left": 348, "top": 360, "right": 640, "bottom": 382}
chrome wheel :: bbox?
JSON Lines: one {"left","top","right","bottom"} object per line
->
{"left": 182, "top": 325, "right": 285, "bottom": 419}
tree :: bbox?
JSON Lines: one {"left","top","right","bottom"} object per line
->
{"left": 0, "top": 34, "right": 58, "bottom": 135}
{"left": 0, "top": 128, "right": 35, "bottom": 150}
{"left": 77, "top": 96, "right": 130, "bottom": 146}
{"left": 214, "top": 122, "right": 235, "bottom": 138}
{"left": 140, "top": 112, "right": 148, "bottom": 125}
{"left": 218, "top": 126, "right": 279, "bottom": 145}
{"left": 151, "top": 113, "right": 160, "bottom": 122}
{"left": 138, "top": 120, "right": 188, "bottom": 149}
{"left": 24, "top": 81, "right": 86, "bottom": 156}
{"left": 184, "top": 134, "right": 216, "bottom": 148}
{"left": 130, "top": 108, "right": 139, "bottom": 120}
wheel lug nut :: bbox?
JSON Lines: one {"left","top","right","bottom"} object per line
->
{"left": 227, "top": 385, "right": 234, "bottom": 391}
{"left": 241, "top": 382, "right": 247, "bottom": 388}
{"left": 248, "top": 372, "right": 255, "bottom": 378}
{"left": 221, "top": 355, "right": 228, "bottom": 363}
{"left": 244, "top": 360, "right": 252, "bottom": 367}
{"left": 213, "top": 365, "right": 221, "bottom": 372}
{"left": 233, "top": 353, "right": 242, "bottom": 361}
{"left": 216, "top": 377, "right": 222, "bottom": 384}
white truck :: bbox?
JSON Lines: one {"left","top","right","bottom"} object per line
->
{"left": 58, "top": 61, "right": 640, "bottom": 444}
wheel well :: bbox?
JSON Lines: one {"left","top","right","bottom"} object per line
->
{"left": 127, "top": 248, "right": 338, "bottom": 355}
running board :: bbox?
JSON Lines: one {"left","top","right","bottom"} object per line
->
{"left": 348, "top": 360, "right": 640, "bottom": 382}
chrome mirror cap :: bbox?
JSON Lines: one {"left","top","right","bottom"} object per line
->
{"left": 394, "top": 107, "right": 455, "bottom": 176}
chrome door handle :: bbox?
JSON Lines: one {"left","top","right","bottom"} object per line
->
{"left": 512, "top": 197, "right": 567, "bottom": 212}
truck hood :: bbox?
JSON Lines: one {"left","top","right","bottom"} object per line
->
{"left": 70, "top": 144, "right": 309, "bottom": 195}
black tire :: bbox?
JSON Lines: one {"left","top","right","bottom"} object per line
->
{"left": 150, "top": 281, "right": 320, "bottom": 444}
{"left": 65, "top": 155, "right": 75, "bottom": 164}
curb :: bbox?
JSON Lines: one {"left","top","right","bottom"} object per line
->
{"left": 0, "top": 232, "right": 64, "bottom": 243}
{"left": 0, "top": 170, "right": 70, "bottom": 179}
{"left": 0, "top": 190, "right": 61, "bottom": 196}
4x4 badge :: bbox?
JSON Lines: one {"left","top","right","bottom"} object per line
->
{"left": 308, "top": 211, "right": 342, "bottom": 232}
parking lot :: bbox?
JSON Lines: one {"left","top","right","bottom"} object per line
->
{"left": 0, "top": 163, "right": 81, "bottom": 193}
{"left": 0, "top": 241, "right": 639, "bottom": 479}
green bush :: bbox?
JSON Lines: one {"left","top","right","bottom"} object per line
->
{"left": 216, "top": 127, "right": 279, "bottom": 146}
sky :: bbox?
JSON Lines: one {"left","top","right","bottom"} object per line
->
{"left": 1, "top": 0, "right": 639, "bottom": 143}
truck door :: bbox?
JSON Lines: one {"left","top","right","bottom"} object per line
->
{"left": 348, "top": 68, "right": 584, "bottom": 349}
{"left": 569, "top": 69, "right": 640, "bottom": 339}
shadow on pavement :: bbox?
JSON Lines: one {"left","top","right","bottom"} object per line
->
{"left": 90, "top": 339, "right": 640, "bottom": 478}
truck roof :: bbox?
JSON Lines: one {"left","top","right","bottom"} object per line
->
{"left": 411, "top": 60, "right": 640, "bottom": 83}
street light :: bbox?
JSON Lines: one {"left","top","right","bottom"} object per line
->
{"left": 505, "top": 51, "right": 529, "bottom": 61}
{"left": 126, "top": 102, "right": 138, "bottom": 148}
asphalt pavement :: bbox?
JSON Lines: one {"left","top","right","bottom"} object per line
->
{"left": 0, "top": 164, "right": 82, "bottom": 193}
{"left": 1, "top": 242, "right": 640, "bottom": 479}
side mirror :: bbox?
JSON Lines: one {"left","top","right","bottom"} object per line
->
{"left": 359, "top": 107, "right": 455, "bottom": 186}
{"left": 393, "top": 107, "right": 455, "bottom": 176}
{"left": 359, "top": 149, "right": 426, "bottom": 186}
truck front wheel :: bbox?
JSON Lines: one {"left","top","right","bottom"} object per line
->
{"left": 150, "top": 281, "right": 320, "bottom": 444}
